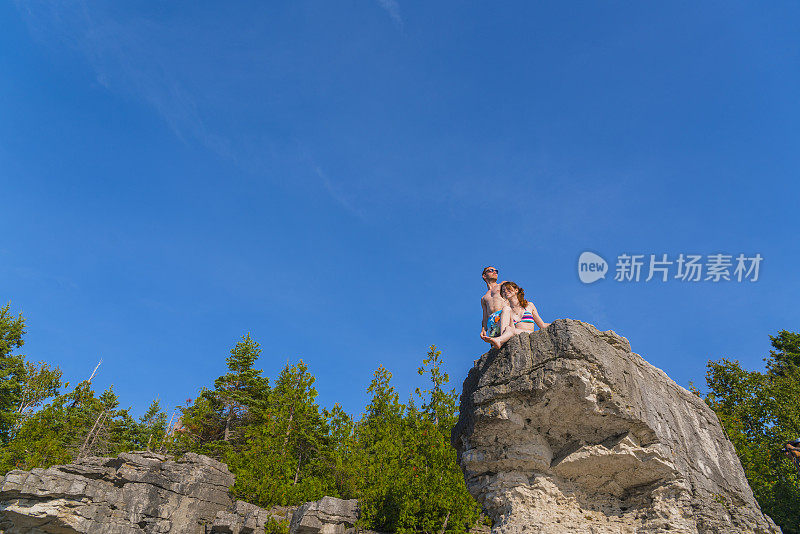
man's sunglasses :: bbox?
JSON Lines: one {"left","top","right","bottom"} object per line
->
{"left": 483, "top": 268, "right": 498, "bottom": 274}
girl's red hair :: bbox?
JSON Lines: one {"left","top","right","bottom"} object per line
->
{"left": 501, "top": 281, "right": 528, "bottom": 308}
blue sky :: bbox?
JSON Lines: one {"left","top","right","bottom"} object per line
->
{"left": 2, "top": 1, "right": 798, "bottom": 419}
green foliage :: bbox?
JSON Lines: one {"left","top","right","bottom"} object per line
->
{"left": 172, "top": 337, "right": 336, "bottom": 507}
{"left": 171, "top": 334, "right": 271, "bottom": 457}
{"left": 174, "top": 341, "right": 481, "bottom": 532}
{"left": 704, "top": 330, "right": 800, "bottom": 534}
{"left": 136, "top": 399, "right": 170, "bottom": 451}
{"left": 0, "top": 379, "right": 167, "bottom": 472}
{"left": 354, "top": 347, "right": 481, "bottom": 533}
{"left": 264, "top": 516, "right": 289, "bottom": 534}
{"left": 18, "top": 360, "right": 63, "bottom": 422}
{"left": 214, "top": 333, "right": 270, "bottom": 442}
{"left": 0, "top": 304, "right": 484, "bottom": 532}
{"left": 766, "top": 330, "right": 800, "bottom": 377}
{"left": 0, "top": 304, "right": 168, "bottom": 473}
{"left": 0, "top": 303, "right": 27, "bottom": 444}
{"left": 226, "top": 359, "right": 335, "bottom": 506}
{"left": 323, "top": 402, "right": 358, "bottom": 498}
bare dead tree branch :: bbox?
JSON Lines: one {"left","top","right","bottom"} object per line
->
{"left": 87, "top": 359, "right": 103, "bottom": 384}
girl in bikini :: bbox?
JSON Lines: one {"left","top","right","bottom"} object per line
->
{"left": 485, "top": 281, "right": 549, "bottom": 349}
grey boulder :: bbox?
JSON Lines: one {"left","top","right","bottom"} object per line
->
{"left": 0, "top": 451, "right": 234, "bottom": 533}
{"left": 289, "top": 496, "right": 359, "bottom": 534}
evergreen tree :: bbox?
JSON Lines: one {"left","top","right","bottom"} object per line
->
{"left": 355, "top": 351, "right": 481, "bottom": 533}
{"left": 355, "top": 364, "right": 407, "bottom": 529}
{"left": 0, "top": 304, "right": 65, "bottom": 454}
{"left": 230, "top": 359, "right": 334, "bottom": 506}
{"left": 214, "top": 334, "right": 269, "bottom": 442}
{"left": 172, "top": 334, "right": 270, "bottom": 457}
{"left": 136, "top": 399, "right": 169, "bottom": 452}
{"left": 0, "top": 304, "right": 168, "bottom": 472}
{"left": 170, "top": 335, "right": 334, "bottom": 508}
{"left": 0, "top": 310, "right": 485, "bottom": 532}
{"left": 410, "top": 346, "right": 480, "bottom": 533}
{"left": 323, "top": 402, "right": 358, "bottom": 499}
{"left": 0, "top": 381, "right": 145, "bottom": 471}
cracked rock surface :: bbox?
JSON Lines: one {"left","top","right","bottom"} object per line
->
{"left": 452, "top": 319, "right": 781, "bottom": 534}
{"left": 0, "top": 451, "right": 236, "bottom": 533}
{"left": 211, "top": 500, "right": 296, "bottom": 534}
{"left": 289, "top": 496, "right": 359, "bottom": 534}
{"left": 0, "top": 452, "right": 358, "bottom": 534}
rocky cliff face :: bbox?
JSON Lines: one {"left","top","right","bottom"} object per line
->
{"left": 0, "top": 451, "right": 240, "bottom": 533}
{"left": 452, "top": 319, "right": 781, "bottom": 534}
{"left": 0, "top": 450, "right": 359, "bottom": 534}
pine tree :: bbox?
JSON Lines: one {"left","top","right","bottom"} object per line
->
{"left": 323, "top": 402, "right": 358, "bottom": 498}
{"left": 214, "top": 334, "right": 269, "bottom": 443}
{"left": 230, "top": 359, "right": 334, "bottom": 507}
{"left": 172, "top": 334, "right": 270, "bottom": 457}
{"left": 354, "top": 350, "right": 481, "bottom": 533}
{"left": 137, "top": 399, "right": 169, "bottom": 452}
{"left": 353, "top": 365, "right": 406, "bottom": 530}
{"left": 0, "top": 381, "right": 141, "bottom": 471}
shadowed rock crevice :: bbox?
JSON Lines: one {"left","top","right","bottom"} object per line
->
{"left": 452, "top": 318, "right": 781, "bottom": 534}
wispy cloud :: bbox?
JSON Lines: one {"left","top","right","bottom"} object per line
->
{"left": 376, "top": 0, "right": 403, "bottom": 28}
{"left": 14, "top": 1, "right": 233, "bottom": 160}
{"left": 314, "top": 166, "right": 365, "bottom": 220}
{"left": 13, "top": 1, "right": 387, "bottom": 216}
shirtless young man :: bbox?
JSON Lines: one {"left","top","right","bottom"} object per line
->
{"left": 479, "top": 266, "right": 507, "bottom": 344}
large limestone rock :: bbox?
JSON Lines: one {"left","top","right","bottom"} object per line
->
{"left": 211, "top": 500, "right": 295, "bottom": 534}
{"left": 0, "top": 450, "right": 354, "bottom": 534}
{"left": 289, "top": 496, "right": 359, "bottom": 534}
{"left": 0, "top": 451, "right": 244, "bottom": 533}
{"left": 452, "top": 319, "right": 781, "bottom": 534}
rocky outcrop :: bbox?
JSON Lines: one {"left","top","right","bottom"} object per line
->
{"left": 289, "top": 496, "right": 359, "bottom": 534}
{"left": 0, "top": 451, "right": 359, "bottom": 534}
{"left": 211, "top": 500, "right": 294, "bottom": 534}
{"left": 452, "top": 319, "right": 781, "bottom": 534}
{"left": 0, "top": 451, "right": 266, "bottom": 533}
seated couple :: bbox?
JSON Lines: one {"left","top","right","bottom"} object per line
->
{"left": 480, "top": 265, "right": 549, "bottom": 349}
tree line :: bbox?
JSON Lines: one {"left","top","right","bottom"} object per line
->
{"left": 0, "top": 303, "right": 483, "bottom": 533}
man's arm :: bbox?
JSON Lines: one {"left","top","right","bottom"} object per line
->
{"left": 481, "top": 297, "right": 489, "bottom": 333}
{"left": 480, "top": 298, "right": 494, "bottom": 344}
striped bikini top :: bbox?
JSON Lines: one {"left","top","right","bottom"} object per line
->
{"left": 514, "top": 309, "right": 536, "bottom": 325}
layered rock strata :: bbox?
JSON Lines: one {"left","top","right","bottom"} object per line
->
{"left": 0, "top": 451, "right": 235, "bottom": 533}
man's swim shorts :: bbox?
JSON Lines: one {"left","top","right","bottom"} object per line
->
{"left": 487, "top": 310, "right": 502, "bottom": 337}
